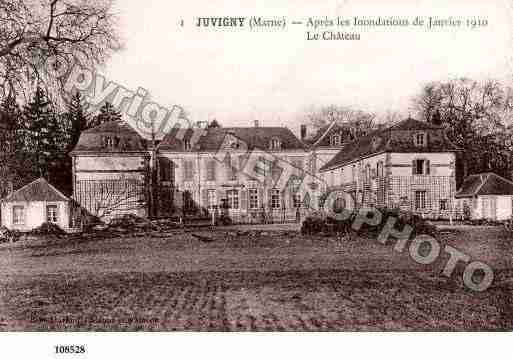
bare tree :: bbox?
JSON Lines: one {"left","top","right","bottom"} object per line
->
{"left": 74, "top": 178, "right": 146, "bottom": 221}
{"left": 304, "top": 104, "right": 376, "bottom": 137}
{"left": 0, "top": 0, "right": 122, "bottom": 100}
{"left": 413, "top": 78, "right": 513, "bottom": 179}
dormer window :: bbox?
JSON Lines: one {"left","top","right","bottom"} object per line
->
{"left": 102, "top": 136, "right": 113, "bottom": 148}
{"left": 414, "top": 132, "right": 427, "bottom": 147}
{"left": 270, "top": 137, "right": 281, "bottom": 150}
{"left": 184, "top": 139, "right": 192, "bottom": 151}
{"left": 330, "top": 134, "right": 341, "bottom": 147}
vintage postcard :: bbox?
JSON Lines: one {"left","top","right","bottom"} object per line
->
{"left": 0, "top": 0, "right": 512, "bottom": 357}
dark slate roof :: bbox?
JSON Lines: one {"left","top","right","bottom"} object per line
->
{"left": 319, "top": 118, "right": 460, "bottom": 172}
{"left": 455, "top": 173, "right": 513, "bottom": 198}
{"left": 305, "top": 122, "right": 355, "bottom": 148}
{"left": 159, "top": 126, "right": 306, "bottom": 152}
{"left": 72, "top": 121, "right": 148, "bottom": 153}
{"left": 389, "top": 118, "right": 441, "bottom": 131}
{"left": 3, "top": 178, "right": 69, "bottom": 202}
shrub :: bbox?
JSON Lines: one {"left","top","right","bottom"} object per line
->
{"left": 301, "top": 216, "right": 325, "bottom": 235}
{"left": 301, "top": 207, "right": 438, "bottom": 240}
{"left": 29, "top": 222, "right": 66, "bottom": 236}
{"left": 0, "top": 226, "right": 22, "bottom": 243}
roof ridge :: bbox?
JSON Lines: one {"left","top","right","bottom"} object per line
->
{"left": 3, "top": 177, "right": 69, "bottom": 202}
{"left": 311, "top": 121, "right": 337, "bottom": 148}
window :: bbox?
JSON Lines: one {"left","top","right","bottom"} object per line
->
{"left": 290, "top": 157, "right": 304, "bottom": 174}
{"left": 226, "top": 154, "right": 237, "bottom": 181}
{"left": 184, "top": 160, "right": 194, "bottom": 181}
{"left": 206, "top": 160, "right": 217, "bottom": 181}
{"left": 255, "top": 157, "right": 272, "bottom": 177}
{"left": 102, "top": 136, "right": 112, "bottom": 148}
{"left": 413, "top": 159, "right": 430, "bottom": 175}
{"left": 184, "top": 139, "right": 192, "bottom": 151}
{"left": 207, "top": 190, "right": 217, "bottom": 209}
{"left": 414, "top": 133, "right": 427, "bottom": 147}
{"left": 293, "top": 192, "right": 302, "bottom": 208}
{"left": 46, "top": 205, "right": 58, "bottom": 223}
{"left": 333, "top": 197, "right": 346, "bottom": 213}
{"left": 415, "top": 191, "right": 427, "bottom": 210}
{"left": 365, "top": 164, "right": 371, "bottom": 182}
{"left": 330, "top": 134, "right": 341, "bottom": 146}
{"left": 12, "top": 205, "right": 25, "bottom": 225}
{"left": 270, "top": 137, "right": 281, "bottom": 150}
{"left": 249, "top": 188, "right": 259, "bottom": 210}
{"left": 376, "top": 161, "right": 384, "bottom": 178}
{"left": 159, "top": 158, "right": 174, "bottom": 182}
{"left": 440, "top": 199, "right": 448, "bottom": 211}
{"left": 271, "top": 189, "right": 281, "bottom": 209}
{"left": 227, "top": 189, "right": 239, "bottom": 209}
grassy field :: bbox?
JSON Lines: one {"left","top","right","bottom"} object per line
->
{"left": 0, "top": 226, "right": 512, "bottom": 331}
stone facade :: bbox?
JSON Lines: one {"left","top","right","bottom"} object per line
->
{"left": 319, "top": 118, "right": 460, "bottom": 219}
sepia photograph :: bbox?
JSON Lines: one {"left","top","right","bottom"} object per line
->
{"left": 0, "top": 0, "right": 512, "bottom": 356}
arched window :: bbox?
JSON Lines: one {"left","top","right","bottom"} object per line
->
{"left": 270, "top": 137, "right": 281, "bottom": 150}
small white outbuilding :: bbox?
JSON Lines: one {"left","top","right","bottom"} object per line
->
{"left": 0, "top": 178, "right": 72, "bottom": 232}
{"left": 455, "top": 172, "right": 513, "bottom": 221}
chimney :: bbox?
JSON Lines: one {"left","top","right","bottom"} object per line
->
{"left": 300, "top": 124, "right": 307, "bottom": 141}
{"left": 254, "top": 120, "right": 259, "bottom": 128}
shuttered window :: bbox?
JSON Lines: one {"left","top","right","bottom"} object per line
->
{"left": 270, "top": 189, "right": 281, "bottom": 209}
{"left": 249, "top": 188, "right": 259, "bottom": 209}
{"left": 227, "top": 189, "right": 239, "bottom": 209}
{"left": 207, "top": 190, "right": 217, "bottom": 209}
{"left": 206, "top": 160, "right": 217, "bottom": 181}
{"left": 413, "top": 159, "right": 430, "bottom": 175}
{"left": 46, "top": 205, "right": 59, "bottom": 223}
{"left": 13, "top": 205, "right": 25, "bottom": 225}
{"left": 184, "top": 160, "right": 194, "bottom": 181}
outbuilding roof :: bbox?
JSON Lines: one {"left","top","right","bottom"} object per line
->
{"left": 2, "top": 178, "right": 69, "bottom": 202}
{"left": 455, "top": 172, "right": 513, "bottom": 198}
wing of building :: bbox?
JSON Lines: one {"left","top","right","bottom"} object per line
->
{"left": 70, "top": 121, "right": 309, "bottom": 223}
{"left": 318, "top": 118, "right": 460, "bottom": 218}
{"left": 455, "top": 172, "right": 513, "bottom": 221}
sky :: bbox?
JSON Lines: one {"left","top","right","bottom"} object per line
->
{"left": 104, "top": 0, "right": 513, "bottom": 131}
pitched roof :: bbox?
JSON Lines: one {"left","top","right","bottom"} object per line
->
{"left": 306, "top": 122, "right": 355, "bottom": 148}
{"left": 320, "top": 118, "right": 460, "bottom": 172}
{"left": 72, "top": 121, "right": 148, "bottom": 153}
{"left": 159, "top": 126, "right": 306, "bottom": 152}
{"left": 455, "top": 173, "right": 513, "bottom": 198}
{"left": 2, "top": 178, "right": 69, "bottom": 202}
{"left": 389, "top": 117, "right": 441, "bottom": 131}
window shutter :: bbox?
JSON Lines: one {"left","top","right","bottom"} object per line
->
{"left": 268, "top": 189, "right": 273, "bottom": 209}
{"left": 182, "top": 159, "right": 187, "bottom": 181}
{"left": 426, "top": 160, "right": 431, "bottom": 175}
{"left": 217, "top": 189, "right": 223, "bottom": 206}
{"left": 241, "top": 189, "right": 248, "bottom": 210}
{"left": 204, "top": 159, "right": 209, "bottom": 181}
{"left": 259, "top": 188, "right": 264, "bottom": 208}
{"left": 202, "top": 189, "right": 208, "bottom": 208}
{"left": 412, "top": 160, "right": 417, "bottom": 175}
